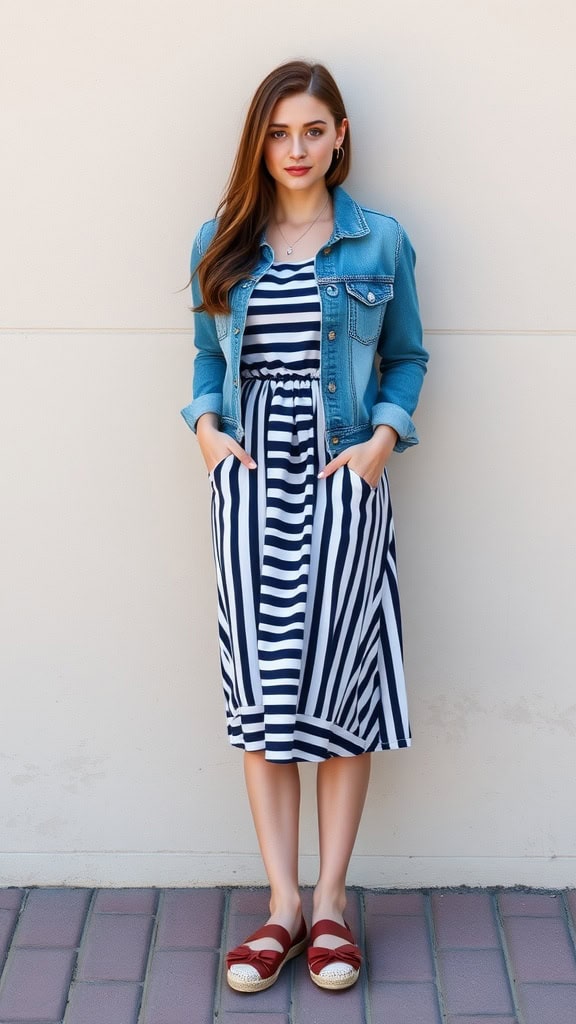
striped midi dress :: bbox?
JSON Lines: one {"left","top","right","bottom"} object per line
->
{"left": 209, "top": 259, "right": 410, "bottom": 763}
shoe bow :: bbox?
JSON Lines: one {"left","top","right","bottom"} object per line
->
{"left": 307, "top": 942, "right": 362, "bottom": 975}
{"left": 226, "top": 944, "right": 283, "bottom": 979}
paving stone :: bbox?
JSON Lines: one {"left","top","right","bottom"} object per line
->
{"left": 438, "top": 949, "right": 514, "bottom": 1015}
{"left": 366, "top": 912, "right": 434, "bottom": 982}
{"left": 0, "top": 911, "right": 17, "bottom": 962}
{"left": 155, "top": 889, "right": 223, "bottom": 949}
{"left": 432, "top": 892, "right": 499, "bottom": 949}
{"left": 364, "top": 891, "right": 426, "bottom": 915}
{"left": 140, "top": 949, "right": 218, "bottom": 1024}
{"left": 64, "top": 981, "right": 141, "bottom": 1024}
{"left": 519, "top": 983, "right": 576, "bottom": 1024}
{"left": 446, "top": 1018, "right": 517, "bottom": 1024}
{"left": 0, "top": 890, "right": 24, "bottom": 912}
{"left": 228, "top": 889, "right": 271, "bottom": 915}
{"left": 0, "top": 948, "right": 76, "bottom": 1019}
{"left": 93, "top": 888, "right": 159, "bottom": 915}
{"left": 76, "top": 913, "right": 154, "bottom": 982}
{"left": 370, "top": 981, "right": 441, "bottom": 1023}
{"left": 498, "top": 892, "right": 563, "bottom": 916}
{"left": 221, "top": 1015, "right": 288, "bottom": 1024}
{"left": 13, "top": 888, "right": 91, "bottom": 947}
{"left": 293, "top": 958, "right": 365, "bottom": 1024}
{"left": 503, "top": 915, "right": 576, "bottom": 982}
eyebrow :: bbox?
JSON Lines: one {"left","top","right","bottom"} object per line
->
{"left": 268, "top": 120, "right": 328, "bottom": 128}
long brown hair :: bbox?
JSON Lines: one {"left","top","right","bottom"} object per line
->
{"left": 195, "top": 60, "right": 351, "bottom": 315}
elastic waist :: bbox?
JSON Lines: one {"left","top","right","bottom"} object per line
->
{"left": 240, "top": 370, "right": 320, "bottom": 381}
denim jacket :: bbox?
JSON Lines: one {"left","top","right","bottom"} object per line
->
{"left": 181, "top": 186, "right": 428, "bottom": 456}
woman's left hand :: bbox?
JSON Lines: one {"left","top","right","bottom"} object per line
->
{"left": 318, "top": 425, "right": 398, "bottom": 489}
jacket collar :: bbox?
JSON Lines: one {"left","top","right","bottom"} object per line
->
{"left": 329, "top": 185, "right": 370, "bottom": 240}
{"left": 258, "top": 185, "right": 369, "bottom": 253}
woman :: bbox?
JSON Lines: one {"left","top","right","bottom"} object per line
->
{"left": 181, "top": 60, "right": 428, "bottom": 993}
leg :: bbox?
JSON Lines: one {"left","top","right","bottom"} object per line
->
{"left": 242, "top": 750, "right": 303, "bottom": 944}
{"left": 226, "top": 751, "right": 306, "bottom": 991}
{"left": 313, "top": 753, "right": 371, "bottom": 950}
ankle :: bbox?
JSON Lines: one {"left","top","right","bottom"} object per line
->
{"left": 312, "top": 886, "right": 347, "bottom": 921}
{"left": 269, "top": 891, "right": 302, "bottom": 924}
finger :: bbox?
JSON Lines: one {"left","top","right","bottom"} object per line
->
{"left": 231, "top": 443, "right": 257, "bottom": 469}
{"left": 318, "top": 455, "right": 346, "bottom": 479}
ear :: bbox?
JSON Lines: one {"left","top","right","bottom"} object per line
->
{"left": 335, "top": 117, "right": 349, "bottom": 149}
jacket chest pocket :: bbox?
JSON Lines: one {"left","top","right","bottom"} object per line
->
{"left": 346, "top": 281, "right": 393, "bottom": 345}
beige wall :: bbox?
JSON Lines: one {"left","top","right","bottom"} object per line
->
{"left": 2, "top": 0, "right": 575, "bottom": 887}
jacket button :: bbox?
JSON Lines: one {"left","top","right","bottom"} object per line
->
{"left": 328, "top": 330, "right": 336, "bottom": 341}
{"left": 367, "top": 291, "right": 376, "bottom": 303}
{"left": 326, "top": 285, "right": 338, "bottom": 297}
{"left": 327, "top": 381, "right": 337, "bottom": 393}
{"left": 323, "top": 247, "right": 332, "bottom": 255}
{"left": 233, "top": 327, "right": 240, "bottom": 334}
{"left": 331, "top": 436, "right": 340, "bottom": 445}
{"left": 233, "top": 378, "right": 239, "bottom": 387}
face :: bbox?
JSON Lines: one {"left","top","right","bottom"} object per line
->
{"left": 263, "top": 92, "right": 347, "bottom": 193}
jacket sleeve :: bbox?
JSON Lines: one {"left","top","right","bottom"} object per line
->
{"left": 371, "top": 224, "right": 429, "bottom": 452}
{"left": 180, "top": 225, "right": 226, "bottom": 433}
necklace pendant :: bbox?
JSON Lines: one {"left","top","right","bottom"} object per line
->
{"left": 286, "top": 247, "right": 293, "bottom": 255}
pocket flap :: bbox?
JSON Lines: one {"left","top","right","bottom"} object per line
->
{"left": 345, "top": 281, "right": 394, "bottom": 306}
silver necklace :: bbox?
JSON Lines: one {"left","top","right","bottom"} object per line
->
{"left": 274, "top": 195, "right": 331, "bottom": 255}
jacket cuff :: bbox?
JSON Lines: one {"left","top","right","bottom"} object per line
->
{"left": 180, "top": 393, "right": 223, "bottom": 433}
{"left": 371, "top": 402, "right": 420, "bottom": 453}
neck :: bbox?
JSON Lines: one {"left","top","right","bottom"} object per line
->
{"left": 273, "top": 182, "right": 331, "bottom": 225}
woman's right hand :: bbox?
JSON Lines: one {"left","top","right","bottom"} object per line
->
{"left": 196, "top": 413, "right": 257, "bottom": 474}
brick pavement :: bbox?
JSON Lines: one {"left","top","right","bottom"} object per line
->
{"left": 0, "top": 886, "right": 574, "bottom": 1023}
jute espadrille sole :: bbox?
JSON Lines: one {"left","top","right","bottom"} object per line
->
{"left": 227, "top": 933, "right": 308, "bottom": 992}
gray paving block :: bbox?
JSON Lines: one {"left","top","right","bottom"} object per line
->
{"left": 293, "top": 957, "right": 365, "bottom": 1024}
{"left": 155, "top": 889, "right": 224, "bottom": 949}
{"left": 498, "top": 892, "right": 563, "bottom": 916}
{"left": 366, "top": 912, "right": 434, "bottom": 982}
{"left": 76, "top": 913, "right": 154, "bottom": 982}
{"left": 64, "top": 981, "right": 141, "bottom": 1024}
{"left": 370, "top": 981, "right": 441, "bottom": 1024}
{"left": 93, "top": 888, "right": 159, "bottom": 915}
{"left": 228, "top": 889, "right": 271, "bottom": 916}
{"left": 221, "top": 1015, "right": 289, "bottom": 1024}
{"left": 140, "top": 949, "right": 218, "bottom": 1024}
{"left": 0, "top": 947, "right": 76, "bottom": 1020}
{"left": 0, "top": 890, "right": 24, "bottom": 912}
{"left": 364, "top": 891, "right": 426, "bottom": 915}
{"left": 432, "top": 892, "right": 499, "bottom": 948}
{"left": 446, "top": 1018, "right": 517, "bottom": 1024}
{"left": 565, "top": 889, "right": 576, "bottom": 927}
{"left": 13, "top": 888, "right": 91, "bottom": 947}
{"left": 0, "top": 911, "right": 18, "bottom": 963}
{"left": 438, "top": 949, "right": 514, "bottom": 1015}
{"left": 504, "top": 915, "right": 576, "bottom": 982}
{"left": 519, "top": 983, "right": 576, "bottom": 1024}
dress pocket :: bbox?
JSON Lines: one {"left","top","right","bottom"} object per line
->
{"left": 346, "top": 281, "right": 393, "bottom": 345}
{"left": 208, "top": 452, "right": 235, "bottom": 485}
{"left": 344, "top": 463, "right": 378, "bottom": 494}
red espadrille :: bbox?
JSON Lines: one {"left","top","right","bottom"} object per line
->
{"left": 307, "top": 919, "right": 362, "bottom": 990}
{"left": 226, "top": 916, "right": 308, "bottom": 992}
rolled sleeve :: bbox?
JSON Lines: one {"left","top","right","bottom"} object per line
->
{"left": 371, "top": 401, "right": 419, "bottom": 452}
{"left": 180, "top": 223, "right": 225, "bottom": 433}
{"left": 372, "top": 224, "right": 429, "bottom": 452}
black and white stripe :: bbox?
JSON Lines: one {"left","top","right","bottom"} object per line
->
{"left": 209, "top": 260, "right": 410, "bottom": 762}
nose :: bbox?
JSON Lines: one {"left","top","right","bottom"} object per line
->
{"left": 289, "top": 134, "right": 307, "bottom": 160}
